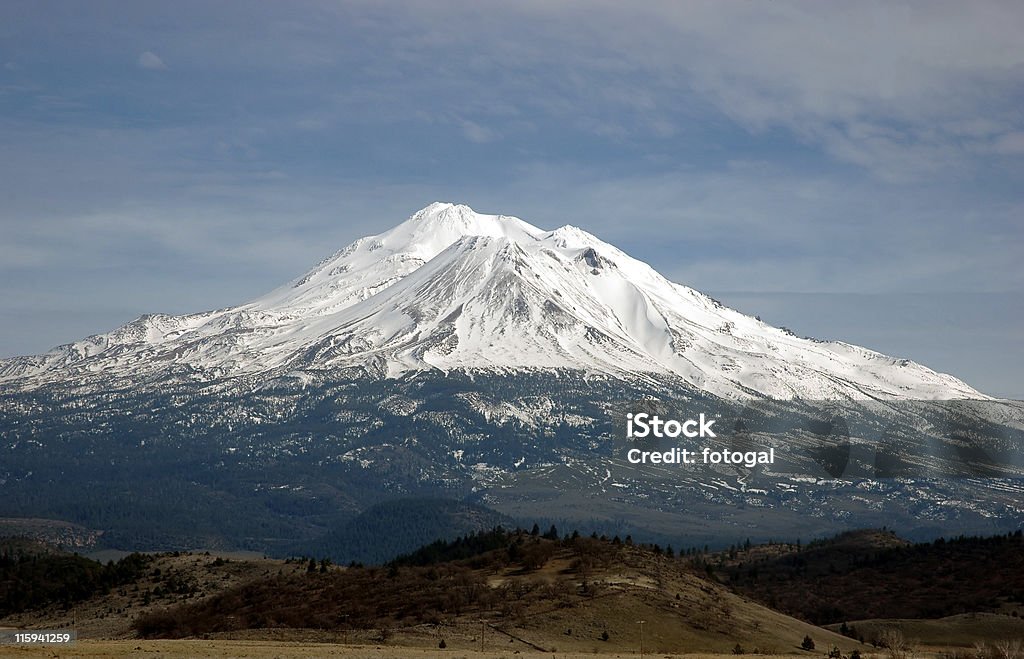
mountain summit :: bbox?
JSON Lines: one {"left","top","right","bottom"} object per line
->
{"left": 0, "top": 203, "right": 984, "bottom": 399}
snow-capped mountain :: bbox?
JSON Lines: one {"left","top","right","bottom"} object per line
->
{"left": 2, "top": 203, "right": 1020, "bottom": 554}
{"left": 0, "top": 202, "right": 986, "bottom": 400}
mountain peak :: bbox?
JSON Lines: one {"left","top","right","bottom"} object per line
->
{"left": 412, "top": 201, "right": 479, "bottom": 222}
{"left": 545, "top": 224, "right": 603, "bottom": 249}
{"left": 375, "top": 203, "right": 546, "bottom": 265}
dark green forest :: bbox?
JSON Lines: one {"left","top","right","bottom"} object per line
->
{"left": 0, "top": 545, "right": 151, "bottom": 615}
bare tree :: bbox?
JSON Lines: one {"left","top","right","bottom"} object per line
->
{"left": 976, "top": 640, "right": 1023, "bottom": 659}
{"left": 878, "top": 628, "right": 911, "bottom": 659}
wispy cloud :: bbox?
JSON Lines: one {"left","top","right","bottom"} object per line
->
{"left": 136, "top": 51, "right": 167, "bottom": 70}
{"left": 459, "top": 118, "right": 499, "bottom": 144}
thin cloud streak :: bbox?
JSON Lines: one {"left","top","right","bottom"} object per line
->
{"left": 137, "top": 51, "right": 167, "bottom": 70}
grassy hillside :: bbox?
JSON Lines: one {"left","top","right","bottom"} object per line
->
{"left": 0, "top": 538, "right": 153, "bottom": 616}
{"left": 132, "top": 530, "right": 862, "bottom": 654}
{"left": 6, "top": 528, "right": 1023, "bottom": 653}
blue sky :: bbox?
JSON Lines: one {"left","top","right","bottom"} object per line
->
{"left": 1, "top": 1, "right": 1022, "bottom": 396}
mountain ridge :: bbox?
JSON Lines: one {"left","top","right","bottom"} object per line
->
{"left": 0, "top": 202, "right": 987, "bottom": 400}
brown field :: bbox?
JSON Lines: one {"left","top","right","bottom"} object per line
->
{"left": 0, "top": 644, "right": 853, "bottom": 659}
{"left": 826, "top": 613, "right": 1024, "bottom": 649}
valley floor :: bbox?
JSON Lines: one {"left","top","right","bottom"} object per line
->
{"left": 0, "top": 644, "right": 859, "bottom": 659}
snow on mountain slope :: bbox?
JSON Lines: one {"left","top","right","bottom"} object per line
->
{"left": 0, "top": 203, "right": 987, "bottom": 400}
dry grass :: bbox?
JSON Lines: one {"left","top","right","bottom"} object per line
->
{"left": 0, "top": 642, "right": 838, "bottom": 658}
{"left": 2, "top": 540, "right": 867, "bottom": 656}
{"left": 827, "top": 614, "right": 1024, "bottom": 651}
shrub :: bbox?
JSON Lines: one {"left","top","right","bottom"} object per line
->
{"left": 878, "top": 628, "right": 909, "bottom": 659}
